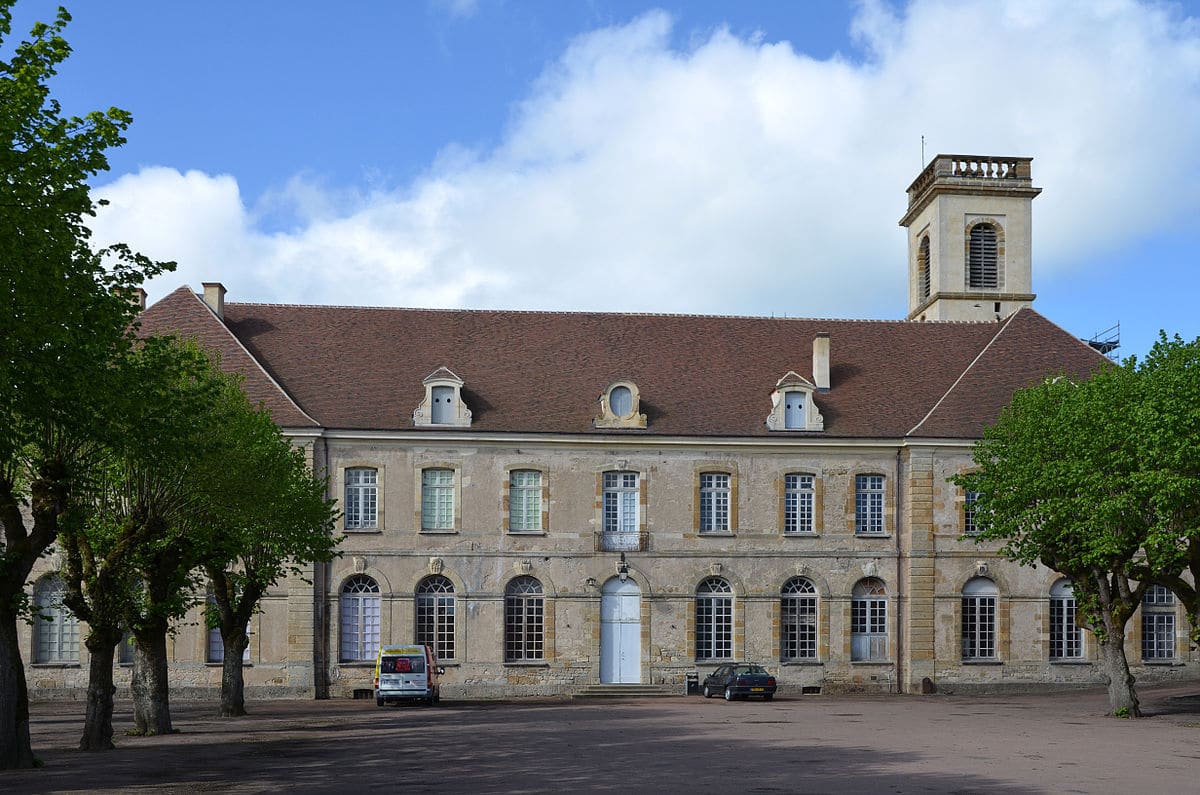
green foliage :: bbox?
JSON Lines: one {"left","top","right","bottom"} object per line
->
{"left": 1113, "top": 707, "right": 1131, "bottom": 719}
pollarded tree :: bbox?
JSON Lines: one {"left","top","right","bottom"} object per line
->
{"left": 0, "top": 3, "right": 171, "bottom": 769}
{"left": 955, "top": 363, "right": 1153, "bottom": 716}
{"left": 58, "top": 337, "right": 227, "bottom": 748}
{"left": 200, "top": 387, "right": 340, "bottom": 717}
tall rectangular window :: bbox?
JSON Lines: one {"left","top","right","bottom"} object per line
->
{"left": 508, "top": 470, "right": 543, "bottom": 533}
{"left": 855, "top": 474, "right": 885, "bottom": 535}
{"left": 784, "top": 474, "right": 814, "bottom": 534}
{"left": 961, "top": 579, "right": 998, "bottom": 660}
{"left": 699, "top": 473, "right": 730, "bottom": 533}
{"left": 1141, "top": 585, "right": 1176, "bottom": 661}
{"left": 344, "top": 467, "right": 378, "bottom": 529}
{"left": 963, "top": 491, "right": 981, "bottom": 535}
{"left": 1049, "top": 581, "right": 1082, "bottom": 660}
{"left": 421, "top": 469, "right": 455, "bottom": 531}
{"left": 603, "top": 472, "right": 639, "bottom": 534}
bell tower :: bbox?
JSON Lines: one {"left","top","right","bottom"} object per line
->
{"left": 900, "top": 155, "right": 1041, "bottom": 322}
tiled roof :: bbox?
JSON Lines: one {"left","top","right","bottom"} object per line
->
{"left": 138, "top": 287, "right": 1107, "bottom": 439}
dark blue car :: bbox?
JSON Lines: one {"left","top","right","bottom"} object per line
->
{"left": 701, "top": 663, "right": 777, "bottom": 701}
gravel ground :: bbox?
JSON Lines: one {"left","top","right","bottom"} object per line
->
{"left": 5, "top": 682, "right": 1200, "bottom": 794}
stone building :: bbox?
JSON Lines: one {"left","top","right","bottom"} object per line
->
{"left": 22, "top": 155, "right": 1198, "bottom": 699}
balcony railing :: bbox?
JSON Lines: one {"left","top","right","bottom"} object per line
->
{"left": 595, "top": 531, "right": 649, "bottom": 552}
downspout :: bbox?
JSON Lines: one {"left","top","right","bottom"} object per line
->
{"left": 894, "top": 447, "right": 904, "bottom": 694}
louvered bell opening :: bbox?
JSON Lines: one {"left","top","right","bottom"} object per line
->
{"left": 968, "top": 225, "right": 998, "bottom": 289}
{"left": 918, "top": 237, "right": 931, "bottom": 299}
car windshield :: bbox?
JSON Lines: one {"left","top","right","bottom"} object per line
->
{"left": 733, "top": 665, "right": 767, "bottom": 675}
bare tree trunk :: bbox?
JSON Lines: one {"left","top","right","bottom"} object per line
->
{"left": 219, "top": 630, "right": 249, "bottom": 717}
{"left": 130, "top": 630, "right": 173, "bottom": 735}
{"left": 79, "top": 632, "right": 119, "bottom": 751}
{"left": 1098, "top": 629, "right": 1141, "bottom": 717}
{"left": 0, "top": 606, "right": 36, "bottom": 769}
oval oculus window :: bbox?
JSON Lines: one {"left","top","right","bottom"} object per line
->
{"left": 609, "top": 385, "right": 633, "bottom": 417}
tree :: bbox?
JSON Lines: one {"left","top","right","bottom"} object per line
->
{"left": 1131, "top": 334, "right": 1200, "bottom": 644}
{"left": 200, "top": 386, "right": 340, "bottom": 717}
{"left": 58, "top": 338, "right": 224, "bottom": 748}
{"left": 0, "top": 3, "right": 170, "bottom": 768}
{"left": 955, "top": 364, "right": 1152, "bottom": 716}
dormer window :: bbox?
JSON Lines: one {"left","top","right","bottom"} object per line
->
{"left": 595, "top": 380, "right": 647, "bottom": 429}
{"left": 766, "top": 372, "right": 824, "bottom": 432}
{"left": 413, "top": 367, "right": 472, "bottom": 427}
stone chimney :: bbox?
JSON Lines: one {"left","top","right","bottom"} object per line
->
{"left": 813, "top": 333, "right": 830, "bottom": 391}
{"left": 202, "top": 282, "right": 226, "bottom": 320}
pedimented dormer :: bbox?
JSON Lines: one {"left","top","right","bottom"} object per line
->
{"left": 595, "top": 380, "right": 647, "bottom": 429}
{"left": 414, "top": 367, "right": 472, "bottom": 427}
{"left": 766, "top": 371, "right": 824, "bottom": 431}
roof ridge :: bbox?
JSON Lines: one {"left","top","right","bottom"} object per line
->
{"left": 183, "top": 291, "right": 321, "bottom": 427}
{"left": 226, "top": 300, "right": 1006, "bottom": 325}
{"left": 905, "top": 311, "right": 1020, "bottom": 437}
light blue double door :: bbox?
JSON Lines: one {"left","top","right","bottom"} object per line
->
{"left": 600, "top": 578, "right": 641, "bottom": 683}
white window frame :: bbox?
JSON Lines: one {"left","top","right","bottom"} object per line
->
{"left": 421, "top": 468, "right": 456, "bottom": 531}
{"left": 784, "top": 473, "right": 815, "bottom": 535}
{"left": 206, "top": 597, "right": 251, "bottom": 664}
{"left": 33, "top": 576, "right": 79, "bottom": 664}
{"left": 344, "top": 467, "right": 378, "bottom": 530}
{"left": 416, "top": 575, "right": 456, "bottom": 662}
{"left": 504, "top": 576, "right": 544, "bottom": 662}
{"left": 699, "top": 473, "right": 731, "bottom": 534}
{"left": 508, "top": 470, "right": 543, "bottom": 533}
{"left": 339, "top": 575, "right": 381, "bottom": 663}
{"left": 695, "top": 577, "right": 734, "bottom": 662}
{"left": 1049, "top": 579, "right": 1083, "bottom": 661}
{"left": 602, "top": 471, "right": 639, "bottom": 535}
{"left": 1141, "top": 585, "right": 1176, "bottom": 662}
{"left": 961, "top": 578, "right": 998, "bottom": 660}
{"left": 855, "top": 474, "right": 886, "bottom": 535}
{"left": 851, "top": 578, "right": 887, "bottom": 662}
{"left": 963, "top": 490, "right": 981, "bottom": 536}
{"left": 781, "top": 578, "right": 818, "bottom": 661}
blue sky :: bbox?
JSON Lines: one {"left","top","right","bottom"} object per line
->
{"left": 9, "top": 0, "right": 1200, "bottom": 359}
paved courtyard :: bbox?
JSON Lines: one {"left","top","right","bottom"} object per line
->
{"left": 6, "top": 682, "right": 1200, "bottom": 794}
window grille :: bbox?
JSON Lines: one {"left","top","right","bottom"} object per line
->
{"left": 699, "top": 473, "right": 730, "bottom": 533}
{"left": 416, "top": 576, "right": 456, "bottom": 661}
{"left": 206, "top": 596, "right": 251, "bottom": 663}
{"left": 855, "top": 474, "right": 885, "bottom": 535}
{"left": 339, "top": 575, "right": 380, "bottom": 662}
{"left": 34, "top": 577, "right": 79, "bottom": 663}
{"left": 344, "top": 467, "right": 378, "bottom": 529}
{"left": 505, "top": 576, "right": 544, "bottom": 661}
{"left": 918, "top": 236, "right": 931, "bottom": 299}
{"left": 508, "top": 470, "right": 543, "bottom": 532}
{"left": 421, "top": 468, "right": 455, "bottom": 530}
{"left": 1049, "top": 580, "right": 1082, "bottom": 660}
{"left": 695, "top": 577, "right": 734, "bottom": 661}
{"left": 784, "top": 474, "right": 815, "bottom": 534}
{"left": 781, "top": 578, "right": 817, "bottom": 661}
{"left": 851, "top": 578, "right": 887, "bottom": 661}
{"left": 968, "top": 224, "right": 998, "bottom": 288}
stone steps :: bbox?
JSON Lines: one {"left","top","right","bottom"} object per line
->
{"left": 573, "top": 683, "right": 681, "bottom": 699}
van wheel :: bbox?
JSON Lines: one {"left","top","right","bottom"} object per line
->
{"left": 376, "top": 697, "right": 384, "bottom": 707}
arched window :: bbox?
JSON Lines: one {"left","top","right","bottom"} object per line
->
{"left": 781, "top": 578, "right": 818, "bottom": 661}
{"left": 962, "top": 577, "right": 998, "bottom": 660}
{"left": 505, "top": 576, "right": 544, "bottom": 661}
{"left": 918, "top": 235, "right": 931, "bottom": 299}
{"left": 1049, "top": 579, "right": 1082, "bottom": 660}
{"left": 416, "top": 575, "right": 456, "bottom": 661}
{"left": 851, "top": 578, "right": 887, "bottom": 661}
{"left": 968, "top": 224, "right": 998, "bottom": 288}
{"left": 33, "top": 576, "right": 78, "bottom": 663}
{"left": 339, "top": 575, "right": 380, "bottom": 662}
{"left": 695, "top": 577, "right": 733, "bottom": 661}
{"left": 206, "top": 594, "right": 250, "bottom": 664}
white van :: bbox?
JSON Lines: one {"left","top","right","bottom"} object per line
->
{"left": 374, "top": 644, "right": 443, "bottom": 706}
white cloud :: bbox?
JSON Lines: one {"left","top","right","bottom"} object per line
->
{"left": 92, "top": 0, "right": 1200, "bottom": 319}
